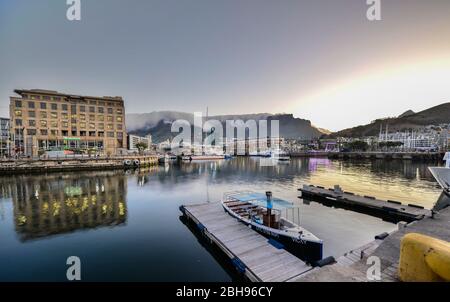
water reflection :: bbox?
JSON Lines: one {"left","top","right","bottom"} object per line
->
{"left": 0, "top": 171, "right": 127, "bottom": 241}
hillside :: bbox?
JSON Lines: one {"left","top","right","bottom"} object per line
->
{"left": 330, "top": 102, "right": 450, "bottom": 138}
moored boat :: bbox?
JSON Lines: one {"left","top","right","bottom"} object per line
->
{"left": 271, "top": 150, "right": 290, "bottom": 161}
{"left": 221, "top": 191, "right": 323, "bottom": 264}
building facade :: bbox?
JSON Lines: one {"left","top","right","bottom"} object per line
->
{"left": 9, "top": 89, "right": 126, "bottom": 157}
{"left": 128, "top": 134, "right": 152, "bottom": 152}
{"left": 0, "top": 117, "right": 10, "bottom": 157}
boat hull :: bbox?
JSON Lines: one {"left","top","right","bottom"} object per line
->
{"left": 429, "top": 167, "right": 450, "bottom": 196}
{"left": 222, "top": 205, "right": 323, "bottom": 264}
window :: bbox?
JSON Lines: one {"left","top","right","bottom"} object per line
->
{"left": 50, "top": 130, "right": 57, "bottom": 136}
{"left": 89, "top": 115, "right": 95, "bottom": 121}
{"left": 40, "top": 102, "right": 47, "bottom": 109}
{"left": 62, "top": 113, "right": 68, "bottom": 120}
{"left": 62, "top": 104, "right": 68, "bottom": 111}
{"left": 15, "top": 100, "right": 22, "bottom": 108}
{"left": 14, "top": 110, "right": 22, "bottom": 117}
{"left": 80, "top": 114, "right": 86, "bottom": 121}
{"left": 29, "top": 111, "right": 36, "bottom": 118}
{"left": 89, "top": 106, "right": 96, "bottom": 113}
{"left": 98, "top": 101, "right": 105, "bottom": 106}
{"left": 52, "top": 97, "right": 61, "bottom": 101}
{"left": 98, "top": 132, "right": 105, "bottom": 137}
{"left": 51, "top": 121, "right": 58, "bottom": 128}
{"left": 89, "top": 123, "right": 95, "bottom": 129}
{"left": 107, "top": 132, "right": 115, "bottom": 138}
{"left": 51, "top": 103, "right": 58, "bottom": 110}
{"left": 108, "top": 102, "right": 113, "bottom": 106}
{"left": 107, "top": 108, "right": 113, "bottom": 114}
{"left": 80, "top": 106, "right": 86, "bottom": 112}
{"left": 117, "top": 132, "right": 123, "bottom": 139}
{"left": 116, "top": 116, "right": 123, "bottom": 122}
{"left": 40, "top": 129, "right": 48, "bottom": 136}
{"left": 107, "top": 116, "right": 113, "bottom": 122}
{"left": 89, "top": 100, "right": 97, "bottom": 105}
{"left": 116, "top": 108, "right": 123, "bottom": 114}
{"left": 29, "top": 120, "right": 36, "bottom": 127}
{"left": 98, "top": 107, "right": 104, "bottom": 113}
{"left": 80, "top": 122, "right": 86, "bottom": 128}
{"left": 51, "top": 112, "right": 58, "bottom": 119}
{"left": 40, "top": 112, "right": 47, "bottom": 118}
{"left": 98, "top": 123, "right": 104, "bottom": 130}
{"left": 28, "top": 102, "right": 35, "bottom": 109}
{"left": 117, "top": 124, "right": 123, "bottom": 130}
{"left": 43, "top": 96, "right": 51, "bottom": 101}
{"left": 15, "top": 119, "right": 22, "bottom": 126}
{"left": 62, "top": 122, "right": 69, "bottom": 128}
{"left": 107, "top": 124, "right": 113, "bottom": 130}
{"left": 27, "top": 129, "right": 36, "bottom": 135}
{"left": 80, "top": 131, "right": 86, "bottom": 137}
{"left": 40, "top": 120, "right": 47, "bottom": 127}
{"left": 71, "top": 105, "right": 77, "bottom": 113}
{"left": 89, "top": 131, "right": 96, "bottom": 137}
{"left": 98, "top": 115, "right": 104, "bottom": 121}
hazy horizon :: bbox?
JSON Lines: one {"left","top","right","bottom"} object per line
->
{"left": 1, "top": 0, "right": 450, "bottom": 131}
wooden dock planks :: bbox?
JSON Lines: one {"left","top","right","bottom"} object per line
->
{"left": 298, "top": 185, "right": 430, "bottom": 221}
{"left": 181, "top": 202, "right": 312, "bottom": 282}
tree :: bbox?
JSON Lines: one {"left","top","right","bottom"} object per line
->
{"left": 135, "top": 142, "right": 148, "bottom": 153}
{"left": 345, "top": 140, "right": 369, "bottom": 151}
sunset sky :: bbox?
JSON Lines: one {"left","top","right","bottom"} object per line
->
{"left": 1, "top": 0, "right": 450, "bottom": 131}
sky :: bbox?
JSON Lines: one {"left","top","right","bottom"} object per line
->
{"left": 0, "top": 0, "right": 450, "bottom": 131}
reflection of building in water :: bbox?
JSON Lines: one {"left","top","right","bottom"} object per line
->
{"left": 3, "top": 171, "right": 127, "bottom": 241}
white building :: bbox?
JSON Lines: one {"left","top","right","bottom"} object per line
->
{"left": 128, "top": 134, "right": 152, "bottom": 151}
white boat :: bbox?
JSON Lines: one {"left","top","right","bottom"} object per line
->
{"left": 429, "top": 152, "right": 450, "bottom": 196}
{"left": 271, "top": 150, "right": 290, "bottom": 161}
{"left": 221, "top": 191, "right": 323, "bottom": 264}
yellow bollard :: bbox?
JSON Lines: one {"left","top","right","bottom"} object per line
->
{"left": 398, "top": 233, "right": 450, "bottom": 282}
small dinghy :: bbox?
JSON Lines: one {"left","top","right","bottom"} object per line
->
{"left": 222, "top": 191, "right": 323, "bottom": 264}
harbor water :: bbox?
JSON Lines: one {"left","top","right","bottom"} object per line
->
{"left": 0, "top": 157, "right": 443, "bottom": 281}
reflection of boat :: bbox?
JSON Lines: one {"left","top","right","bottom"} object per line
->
{"left": 221, "top": 191, "right": 323, "bottom": 264}
{"left": 182, "top": 155, "right": 225, "bottom": 161}
{"left": 271, "top": 150, "right": 290, "bottom": 161}
{"left": 429, "top": 152, "right": 450, "bottom": 196}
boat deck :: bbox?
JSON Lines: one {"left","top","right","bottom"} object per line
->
{"left": 180, "top": 202, "right": 313, "bottom": 282}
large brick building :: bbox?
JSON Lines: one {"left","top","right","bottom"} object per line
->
{"left": 9, "top": 89, "right": 126, "bottom": 157}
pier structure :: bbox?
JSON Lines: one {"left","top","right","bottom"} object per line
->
{"left": 294, "top": 206, "right": 450, "bottom": 282}
{"left": 0, "top": 155, "right": 158, "bottom": 174}
{"left": 298, "top": 184, "right": 430, "bottom": 222}
{"left": 180, "top": 202, "right": 313, "bottom": 282}
{"left": 288, "top": 151, "right": 444, "bottom": 161}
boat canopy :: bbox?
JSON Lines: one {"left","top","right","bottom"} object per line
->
{"left": 225, "top": 192, "right": 295, "bottom": 210}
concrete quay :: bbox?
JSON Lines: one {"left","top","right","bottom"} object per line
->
{"left": 0, "top": 155, "right": 158, "bottom": 174}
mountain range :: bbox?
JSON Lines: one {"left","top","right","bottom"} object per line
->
{"left": 126, "top": 112, "right": 324, "bottom": 143}
{"left": 329, "top": 102, "right": 450, "bottom": 138}
{"left": 126, "top": 102, "right": 450, "bottom": 143}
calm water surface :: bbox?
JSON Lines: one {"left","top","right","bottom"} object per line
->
{"left": 0, "top": 157, "right": 443, "bottom": 281}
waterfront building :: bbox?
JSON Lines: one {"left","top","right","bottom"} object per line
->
{"left": 378, "top": 124, "right": 440, "bottom": 151}
{"left": 9, "top": 89, "right": 127, "bottom": 157}
{"left": 128, "top": 134, "right": 152, "bottom": 152}
{"left": 0, "top": 117, "right": 9, "bottom": 157}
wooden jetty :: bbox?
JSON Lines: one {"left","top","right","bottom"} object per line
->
{"left": 299, "top": 184, "right": 430, "bottom": 222}
{"left": 180, "top": 202, "right": 313, "bottom": 282}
